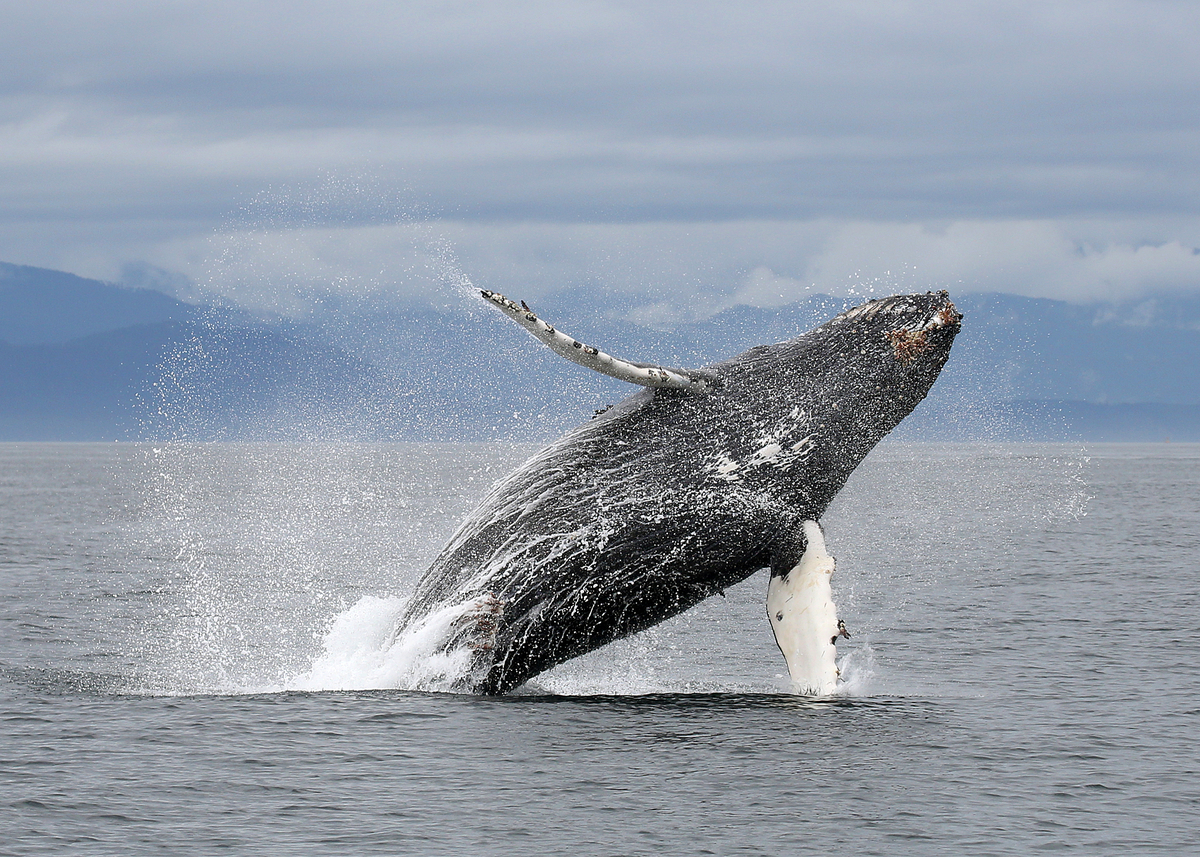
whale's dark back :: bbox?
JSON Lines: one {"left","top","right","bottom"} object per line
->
{"left": 399, "top": 292, "right": 961, "bottom": 693}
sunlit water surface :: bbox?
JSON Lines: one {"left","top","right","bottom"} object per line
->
{"left": 2, "top": 442, "right": 1198, "bottom": 855}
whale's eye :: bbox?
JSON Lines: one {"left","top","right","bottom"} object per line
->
{"left": 776, "top": 611, "right": 784, "bottom": 621}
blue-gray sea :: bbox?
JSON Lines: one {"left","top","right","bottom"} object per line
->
{"left": 2, "top": 441, "right": 1198, "bottom": 855}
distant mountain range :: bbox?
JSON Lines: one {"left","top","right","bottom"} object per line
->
{"left": 2, "top": 260, "right": 1199, "bottom": 441}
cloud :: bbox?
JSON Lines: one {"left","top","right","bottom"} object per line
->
{"left": 798, "top": 220, "right": 1200, "bottom": 302}
{"left": 731, "top": 266, "right": 811, "bottom": 309}
{"left": 1, "top": 1, "right": 1199, "bottom": 305}
{"left": 119, "top": 205, "right": 1200, "bottom": 318}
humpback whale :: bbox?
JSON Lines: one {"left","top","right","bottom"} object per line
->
{"left": 391, "top": 290, "right": 961, "bottom": 694}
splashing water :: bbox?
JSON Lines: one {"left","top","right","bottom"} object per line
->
{"left": 286, "top": 595, "right": 492, "bottom": 693}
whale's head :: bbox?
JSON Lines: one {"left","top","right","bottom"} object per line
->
{"left": 809, "top": 290, "right": 962, "bottom": 415}
{"left": 702, "top": 291, "right": 961, "bottom": 510}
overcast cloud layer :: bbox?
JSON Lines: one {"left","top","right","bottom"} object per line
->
{"left": 2, "top": 0, "right": 1199, "bottom": 312}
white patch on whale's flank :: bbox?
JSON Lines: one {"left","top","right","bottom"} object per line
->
{"left": 766, "top": 520, "right": 841, "bottom": 696}
{"left": 705, "top": 406, "right": 815, "bottom": 482}
{"left": 713, "top": 454, "right": 740, "bottom": 479}
{"left": 757, "top": 441, "right": 783, "bottom": 460}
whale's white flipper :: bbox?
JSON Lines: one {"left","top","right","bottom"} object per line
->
{"left": 479, "top": 289, "right": 714, "bottom": 392}
{"left": 767, "top": 520, "right": 841, "bottom": 695}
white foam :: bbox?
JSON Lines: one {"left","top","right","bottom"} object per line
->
{"left": 834, "top": 644, "right": 877, "bottom": 697}
{"left": 286, "top": 595, "right": 482, "bottom": 692}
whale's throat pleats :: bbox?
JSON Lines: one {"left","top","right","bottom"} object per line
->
{"left": 766, "top": 520, "right": 841, "bottom": 695}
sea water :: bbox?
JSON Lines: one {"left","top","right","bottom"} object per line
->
{"left": 2, "top": 442, "right": 1198, "bottom": 855}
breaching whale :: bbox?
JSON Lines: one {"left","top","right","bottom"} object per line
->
{"left": 390, "top": 290, "right": 961, "bottom": 694}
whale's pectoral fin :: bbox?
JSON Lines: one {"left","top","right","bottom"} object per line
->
{"left": 480, "top": 289, "right": 717, "bottom": 392}
{"left": 766, "top": 520, "right": 842, "bottom": 696}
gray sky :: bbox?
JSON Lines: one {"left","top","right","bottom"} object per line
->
{"left": 3, "top": 0, "right": 1199, "bottom": 314}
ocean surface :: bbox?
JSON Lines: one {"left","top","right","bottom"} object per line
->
{"left": 2, "top": 441, "right": 1198, "bottom": 855}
